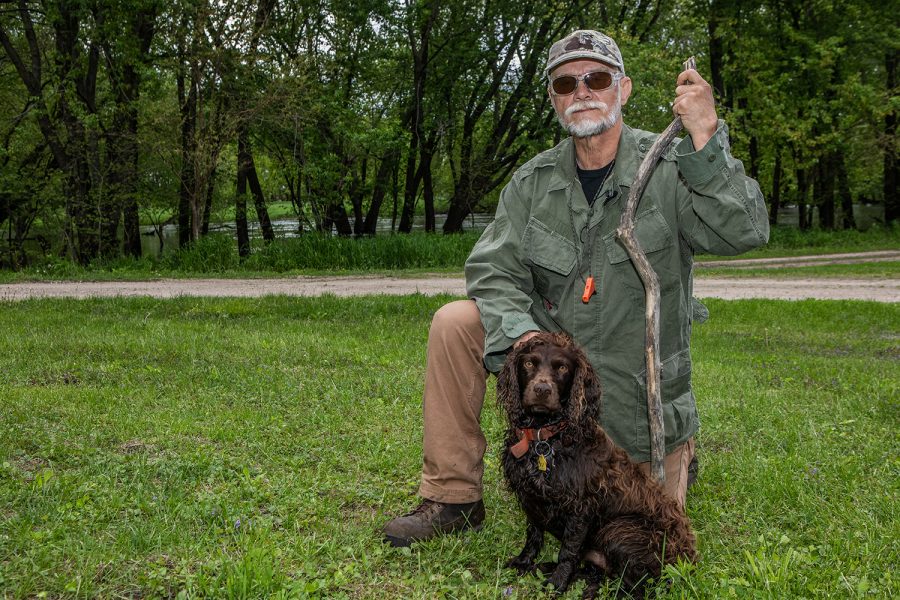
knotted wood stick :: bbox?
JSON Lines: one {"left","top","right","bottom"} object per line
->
{"left": 616, "top": 57, "right": 697, "bottom": 483}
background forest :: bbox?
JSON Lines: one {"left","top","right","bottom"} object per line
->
{"left": 0, "top": 0, "right": 897, "bottom": 267}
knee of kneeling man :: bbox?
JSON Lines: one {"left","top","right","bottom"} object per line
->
{"left": 431, "top": 300, "right": 482, "bottom": 336}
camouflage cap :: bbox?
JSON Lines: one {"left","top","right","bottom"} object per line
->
{"left": 544, "top": 30, "right": 624, "bottom": 79}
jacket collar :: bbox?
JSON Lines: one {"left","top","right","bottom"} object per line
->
{"left": 546, "top": 124, "right": 643, "bottom": 193}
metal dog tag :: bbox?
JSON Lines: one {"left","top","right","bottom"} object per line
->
{"left": 534, "top": 440, "right": 552, "bottom": 472}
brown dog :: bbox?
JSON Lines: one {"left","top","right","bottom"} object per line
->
{"left": 498, "top": 332, "right": 697, "bottom": 598}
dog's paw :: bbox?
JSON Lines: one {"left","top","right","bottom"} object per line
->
{"left": 505, "top": 555, "right": 536, "bottom": 574}
{"left": 544, "top": 564, "right": 574, "bottom": 594}
{"left": 535, "top": 560, "right": 558, "bottom": 575}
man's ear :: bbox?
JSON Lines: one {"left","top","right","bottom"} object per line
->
{"left": 620, "top": 76, "right": 633, "bottom": 105}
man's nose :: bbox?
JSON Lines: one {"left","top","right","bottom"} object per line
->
{"left": 573, "top": 78, "right": 593, "bottom": 100}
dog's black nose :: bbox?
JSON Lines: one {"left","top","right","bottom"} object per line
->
{"left": 533, "top": 382, "right": 551, "bottom": 399}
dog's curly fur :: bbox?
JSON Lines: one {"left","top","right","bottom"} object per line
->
{"left": 498, "top": 332, "right": 697, "bottom": 598}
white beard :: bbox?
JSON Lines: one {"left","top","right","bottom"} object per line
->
{"left": 557, "top": 89, "right": 622, "bottom": 138}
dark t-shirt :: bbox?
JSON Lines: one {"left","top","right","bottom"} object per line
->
{"left": 577, "top": 161, "right": 615, "bottom": 206}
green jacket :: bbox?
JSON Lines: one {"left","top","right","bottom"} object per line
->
{"left": 465, "top": 122, "right": 769, "bottom": 461}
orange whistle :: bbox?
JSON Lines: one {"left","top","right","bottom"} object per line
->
{"left": 582, "top": 276, "right": 596, "bottom": 303}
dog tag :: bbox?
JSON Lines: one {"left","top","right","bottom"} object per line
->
{"left": 537, "top": 454, "right": 548, "bottom": 472}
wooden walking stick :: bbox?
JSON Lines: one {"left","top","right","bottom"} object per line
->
{"left": 616, "top": 57, "right": 697, "bottom": 483}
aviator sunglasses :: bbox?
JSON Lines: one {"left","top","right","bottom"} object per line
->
{"left": 550, "top": 70, "right": 624, "bottom": 95}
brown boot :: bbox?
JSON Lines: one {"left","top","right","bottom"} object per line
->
{"left": 687, "top": 456, "right": 699, "bottom": 488}
{"left": 382, "top": 499, "right": 485, "bottom": 547}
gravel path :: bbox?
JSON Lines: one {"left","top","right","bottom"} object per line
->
{"left": 1, "top": 252, "right": 897, "bottom": 303}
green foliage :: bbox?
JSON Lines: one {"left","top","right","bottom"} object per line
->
{"left": 147, "top": 231, "right": 479, "bottom": 274}
{"left": 242, "top": 233, "right": 477, "bottom": 271}
{"left": 740, "top": 224, "right": 900, "bottom": 254}
{"left": 0, "top": 296, "right": 897, "bottom": 597}
{"left": 160, "top": 233, "right": 243, "bottom": 272}
{"left": 1, "top": 227, "right": 897, "bottom": 282}
{"left": 1, "top": 0, "right": 895, "bottom": 266}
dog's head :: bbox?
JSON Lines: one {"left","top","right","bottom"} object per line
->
{"left": 497, "top": 332, "right": 601, "bottom": 427}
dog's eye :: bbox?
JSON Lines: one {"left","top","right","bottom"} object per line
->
{"left": 557, "top": 365, "right": 569, "bottom": 374}
{"left": 523, "top": 360, "right": 534, "bottom": 369}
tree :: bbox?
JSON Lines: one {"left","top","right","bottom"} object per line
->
{"left": 94, "top": 0, "right": 160, "bottom": 257}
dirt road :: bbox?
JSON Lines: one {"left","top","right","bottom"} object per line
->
{"left": 2, "top": 251, "right": 897, "bottom": 303}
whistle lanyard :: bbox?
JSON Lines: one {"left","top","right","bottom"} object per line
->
{"left": 569, "top": 206, "right": 603, "bottom": 303}
{"left": 571, "top": 160, "right": 614, "bottom": 303}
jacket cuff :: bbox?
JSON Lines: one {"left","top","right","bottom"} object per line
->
{"left": 675, "top": 119, "right": 729, "bottom": 186}
{"left": 480, "top": 310, "right": 541, "bottom": 373}
{"left": 501, "top": 312, "right": 541, "bottom": 340}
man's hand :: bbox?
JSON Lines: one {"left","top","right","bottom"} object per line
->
{"left": 513, "top": 331, "right": 541, "bottom": 349}
{"left": 673, "top": 69, "right": 718, "bottom": 151}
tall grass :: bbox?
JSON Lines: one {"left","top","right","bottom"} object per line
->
{"left": 1, "top": 295, "right": 897, "bottom": 598}
{"left": 714, "top": 224, "right": 899, "bottom": 256}
{"left": 1, "top": 224, "right": 897, "bottom": 282}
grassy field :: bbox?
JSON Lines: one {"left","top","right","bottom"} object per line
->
{"left": 1, "top": 225, "right": 897, "bottom": 283}
{"left": 695, "top": 261, "right": 900, "bottom": 279}
{"left": 1, "top": 295, "right": 897, "bottom": 598}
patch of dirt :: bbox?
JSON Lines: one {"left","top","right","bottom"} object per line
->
{"left": 0, "top": 252, "right": 896, "bottom": 302}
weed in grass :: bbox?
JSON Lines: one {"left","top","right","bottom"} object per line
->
{"left": 0, "top": 296, "right": 897, "bottom": 598}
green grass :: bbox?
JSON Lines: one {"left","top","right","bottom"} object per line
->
{"left": 1, "top": 224, "right": 897, "bottom": 283}
{"left": 1, "top": 295, "right": 897, "bottom": 598}
{"left": 696, "top": 261, "right": 900, "bottom": 279}
{"left": 0, "top": 233, "right": 481, "bottom": 283}
{"left": 697, "top": 225, "right": 900, "bottom": 259}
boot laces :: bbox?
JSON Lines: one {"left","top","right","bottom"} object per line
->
{"left": 405, "top": 499, "right": 441, "bottom": 517}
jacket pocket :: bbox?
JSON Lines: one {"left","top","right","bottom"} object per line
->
{"left": 602, "top": 206, "right": 677, "bottom": 293}
{"left": 632, "top": 348, "right": 698, "bottom": 457}
{"left": 523, "top": 217, "right": 576, "bottom": 305}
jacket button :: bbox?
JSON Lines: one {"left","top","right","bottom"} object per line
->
{"left": 707, "top": 154, "right": 717, "bottom": 162}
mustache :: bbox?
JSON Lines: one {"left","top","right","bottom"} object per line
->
{"left": 565, "top": 100, "right": 610, "bottom": 117}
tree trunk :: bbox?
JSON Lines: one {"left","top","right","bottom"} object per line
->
{"left": 836, "top": 154, "right": 855, "bottom": 230}
{"left": 769, "top": 149, "right": 782, "bottom": 226}
{"left": 236, "top": 132, "right": 251, "bottom": 258}
{"left": 326, "top": 202, "right": 353, "bottom": 236}
{"left": 748, "top": 133, "right": 759, "bottom": 181}
{"left": 797, "top": 167, "right": 810, "bottom": 230}
{"left": 398, "top": 0, "right": 439, "bottom": 234}
{"left": 245, "top": 153, "right": 275, "bottom": 242}
{"left": 235, "top": 0, "right": 275, "bottom": 243}
{"left": 105, "top": 85, "right": 141, "bottom": 258}
{"left": 98, "top": 3, "right": 157, "bottom": 259}
{"left": 441, "top": 12, "right": 552, "bottom": 233}
{"left": 349, "top": 159, "right": 366, "bottom": 236}
{"left": 421, "top": 140, "right": 436, "bottom": 233}
{"left": 444, "top": 172, "right": 477, "bottom": 233}
{"left": 815, "top": 154, "right": 836, "bottom": 230}
{"left": 707, "top": 0, "right": 729, "bottom": 108}
{"left": 362, "top": 150, "right": 398, "bottom": 235}
{"left": 202, "top": 166, "right": 215, "bottom": 235}
{"left": 885, "top": 48, "right": 898, "bottom": 225}
{"left": 177, "top": 61, "right": 197, "bottom": 247}
{"left": 390, "top": 156, "right": 400, "bottom": 233}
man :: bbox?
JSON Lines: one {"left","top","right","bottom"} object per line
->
{"left": 383, "top": 30, "right": 769, "bottom": 547}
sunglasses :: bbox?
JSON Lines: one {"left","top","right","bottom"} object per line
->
{"left": 550, "top": 70, "right": 624, "bottom": 95}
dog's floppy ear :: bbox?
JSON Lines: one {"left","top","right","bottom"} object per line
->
{"left": 564, "top": 336, "right": 602, "bottom": 426}
{"left": 497, "top": 339, "right": 528, "bottom": 423}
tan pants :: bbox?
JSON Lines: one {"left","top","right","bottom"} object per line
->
{"left": 418, "top": 299, "right": 694, "bottom": 509}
